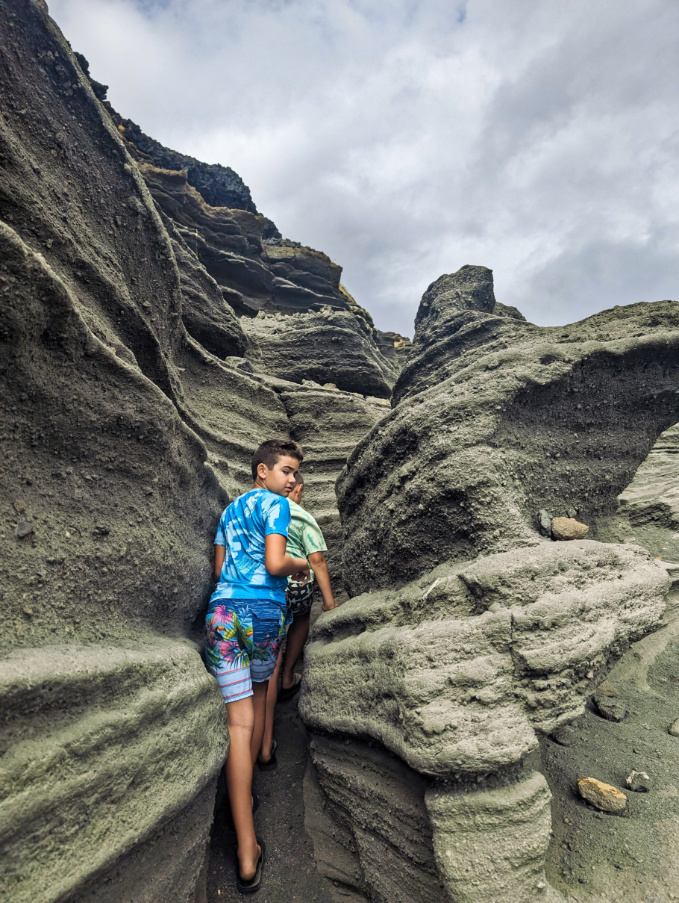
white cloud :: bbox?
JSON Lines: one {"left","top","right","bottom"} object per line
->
{"left": 49, "top": 0, "right": 679, "bottom": 336}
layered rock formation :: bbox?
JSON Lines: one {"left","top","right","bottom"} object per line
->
{"left": 4, "top": 3, "right": 678, "bottom": 902}
{"left": 0, "top": 3, "right": 391, "bottom": 900}
{"left": 301, "top": 266, "right": 679, "bottom": 902}
{"left": 339, "top": 266, "right": 679, "bottom": 592}
{"left": 615, "top": 422, "right": 679, "bottom": 562}
{"left": 242, "top": 309, "right": 396, "bottom": 397}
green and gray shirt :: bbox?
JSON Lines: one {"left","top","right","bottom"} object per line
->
{"left": 286, "top": 498, "right": 327, "bottom": 583}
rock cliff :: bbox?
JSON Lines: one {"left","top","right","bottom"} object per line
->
{"left": 338, "top": 265, "right": 679, "bottom": 592}
{"left": 2, "top": 3, "right": 678, "bottom": 903}
{"left": 301, "top": 265, "right": 679, "bottom": 902}
{"left": 0, "top": 3, "right": 392, "bottom": 900}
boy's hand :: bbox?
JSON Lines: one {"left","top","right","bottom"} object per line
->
{"left": 321, "top": 599, "right": 337, "bottom": 612}
{"left": 292, "top": 560, "right": 311, "bottom": 583}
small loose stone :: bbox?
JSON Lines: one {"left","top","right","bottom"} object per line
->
{"left": 16, "top": 521, "right": 34, "bottom": 539}
{"left": 625, "top": 770, "right": 650, "bottom": 793}
{"left": 592, "top": 695, "right": 627, "bottom": 722}
{"left": 577, "top": 777, "right": 627, "bottom": 813}
{"left": 550, "top": 725, "right": 575, "bottom": 747}
{"left": 668, "top": 719, "right": 679, "bottom": 737}
{"left": 552, "top": 517, "right": 589, "bottom": 541}
{"left": 595, "top": 679, "right": 618, "bottom": 698}
{"left": 538, "top": 509, "right": 552, "bottom": 536}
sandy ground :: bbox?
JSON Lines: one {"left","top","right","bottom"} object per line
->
{"left": 543, "top": 586, "right": 679, "bottom": 902}
{"left": 206, "top": 691, "right": 335, "bottom": 903}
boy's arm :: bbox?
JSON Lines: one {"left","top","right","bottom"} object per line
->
{"left": 214, "top": 544, "right": 226, "bottom": 582}
{"left": 265, "top": 534, "right": 309, "bottom": 578}
{"left": 308, "top": 551, "right": 336, "bottom": 611}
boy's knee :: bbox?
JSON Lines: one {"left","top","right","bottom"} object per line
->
{"left": 226, "top": 697, "right": 256, "bottom": 731}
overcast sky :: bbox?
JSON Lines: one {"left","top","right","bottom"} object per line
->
{"left": 49, "top": 0, "right": 679, "bottom": 337}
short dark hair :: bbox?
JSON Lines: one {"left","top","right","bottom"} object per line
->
{"left": 294, "top": 472, "right": 304, "bottom": 487}
{"left": 251, "top": 439, "right": 303, "bottom": 481}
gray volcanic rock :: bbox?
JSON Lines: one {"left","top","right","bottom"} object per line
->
{"left": 338, "top": 265, "right": 679, "bottom": 593}
{"left": 304, "top": 735, "right": 445, "bottom": 902}
{"left": 302, "top": 539, "right": 667, "bottom": 899}
{"left": 280, "top": 386, "right": 388, "bottom": 593}
{"left": 375, "top": 329, "right": 412, "bottom": 373}
{"left": 0, "top": 6, "right": 402, "bottom": 900}
{"left": 242, "top": 309, "right": 397, "bottom": 397}
{"left": 302, "top": 262, "right": 677, "bottom": 902}
{"left": 302, "top": 542, "right": 667, "bottom": 776}
{"left": 160, "top": 209, "right": 249, "bottom": 359}
{"left": 615, "top": 422, "right": 679, "bottom": 562}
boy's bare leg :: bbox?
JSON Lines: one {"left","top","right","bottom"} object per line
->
{"left": 281, "top": 614, "right": 310, "bottom": 689}
{"left": 260, "top": 648, "right": 283, "bottom": 763}
{"left": 224, "top": 694, "right": 262, "bottom": 881}
{"left": 249, "top": 679, "right": 269, "bottom": 766}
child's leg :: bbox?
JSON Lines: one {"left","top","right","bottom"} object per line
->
{"left": 260, "top": 646, "right": 283, "bottom": 763}
{"left": 281, "top": 613, "right": 310, "bottom": 689}
{"left": 205, "top": 601, "right": 261, "bottom": 879}
{"left": 250, "top": 679, "right": 269, "bottom": 766}
{"left": 224, "top": 696, "right": 260, "bottom": 881}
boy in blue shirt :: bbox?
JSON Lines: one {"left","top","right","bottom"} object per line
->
{"left": 205, "top": 439, "right": 309, "bottom": 892}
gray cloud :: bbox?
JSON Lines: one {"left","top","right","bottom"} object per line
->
{"left": 49, "top": 0, "right": 679, "bottom": 336}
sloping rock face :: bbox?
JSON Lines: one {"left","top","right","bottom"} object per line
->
{"left": 130, "top": 159, "right": 403, "bottom": 391}
{"left": 338, "top": 265, "right": 679, "bottom": 592}
{"left": 242, "top": 309, "right": 397, "bottom": 397}
{"left": 302, "top": 266, "right": 678, "bottom": 902}
{"left": 615, "top": 422, "right": 679, "bottom": 562}
{"left": 107, "top": 108, "right": 261, "bottom": 214}
{"left": 125, "top": 151, "right": 359, "bottom": 320}
{"left": 0, "top": 3, "right": 387, "bottom": 900}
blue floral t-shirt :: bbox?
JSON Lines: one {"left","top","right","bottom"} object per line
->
{"left": 211, "top": 488, "right": 291, "bottom": 604}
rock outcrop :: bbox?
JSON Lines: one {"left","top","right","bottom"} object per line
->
{"left": 615, "top": 422, "right": 679, "bottom": 561}
{"left": 338, "top": 265, "right": 679, "bottom": 593}
{"left": 242, "top": 309, "right": 397, "bottom": 398}
{"left": 301, "top": 265, "right": 678, "bottom": 902}
{"left": 5, "top": 4, "right": 678, "bottom": 902}
{"left": 0, "top": 3, "right": 392, "bottom": 900}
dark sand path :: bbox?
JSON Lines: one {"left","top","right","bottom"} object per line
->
{"left": 206, "top": 692, "right": 335, "bottom": 903}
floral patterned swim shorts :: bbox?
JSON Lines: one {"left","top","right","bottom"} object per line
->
{"left": 204, "top": 598, "right": 291, "bottom": 704}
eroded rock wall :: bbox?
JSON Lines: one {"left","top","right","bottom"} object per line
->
{"left": 302, "top": 265, "right": 678, "bottom": 902}
{"left": 339, "top": 266, "right": 679, "bottom": 593}
{"left": 0, "top": 2, "right": 390, "bottom": 899}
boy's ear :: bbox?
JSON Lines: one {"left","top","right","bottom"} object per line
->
{"left": 256, "top": 462, "right": 269, "bottom": 480}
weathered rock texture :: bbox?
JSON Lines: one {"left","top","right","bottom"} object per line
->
{"left": 338, "top": 265, "right": 679, "bottom": 593}
{"left": 242, "top": 309, "right": 397, "bottom": 397}
{"left": 615, "top": 422, "right": 679, "bottom": 562}
{"left": 303, "top": 542, "right": 667, "bottom": 775}
{"left": 0, "top": 2, "right": 392, "bottom": 899}
{"left": 302, "top": 265, "right": 678, "bottom": 902}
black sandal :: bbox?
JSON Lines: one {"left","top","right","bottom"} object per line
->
{"left": 236, "top": 839, "right": 265, "bottom": 894}
{"left": 277, "top": 674, "right": 302, "bottom": 702}
{"left": 257, "top": 739, "right": 278, "bottom": 771}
